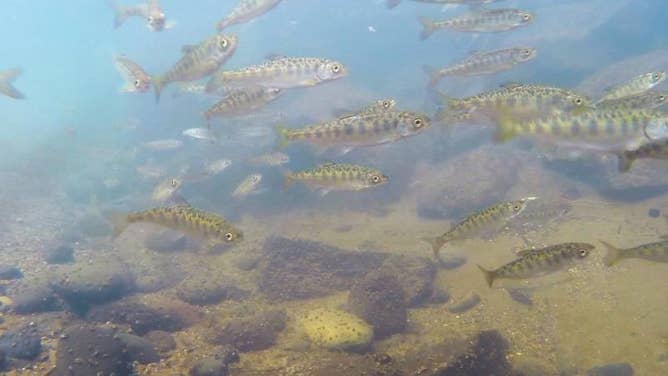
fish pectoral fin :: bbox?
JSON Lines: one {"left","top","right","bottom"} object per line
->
{"left": 181, "top": 44, "right": 196, "bottom": 54}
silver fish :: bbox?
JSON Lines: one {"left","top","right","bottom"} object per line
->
{"left": 419, "top": 8, "right": 533, "bottom": 39}
{"left": 217, "top": 0, "right": 283, "bottom": 31}
{"left": 232, "top": 173, "right": 263, "bottom": 199}
{"left": 115, "top": 55, "right": 151, "bottom": 93}
{"left": 387, "top": 0, "right": 500, "bottom": 9}
{"left": 142, "top": 139, "right": 183, "bottom": 151}
{"left": 182, "top": 128, "right": 218, "bottom": 142}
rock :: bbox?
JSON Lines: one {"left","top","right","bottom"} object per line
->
{"left": 50, "top": 261, "right": 135, "bottom": 315}
{"left": 144, "top": 229, "right": 189, "bottom": 253}
{"left": 348, "top": 272, "right": 407, "bottom": 339}
{"left": 0, "top": 265, "right": 22, "bottom": 280}
{"left": 0, "top": 349, "right": 5, "bottom": 371}
{"left": 427, "top": 288, "right": 451, "bottom": 305}
{"left": 447, "top": 291, "right": 481, "bottom": 314}
{"left": 0, "top": 324, "right": 42, "bottom": 360}
{"left": 145, "top": 330, "right": 176, "bottom": 354}
{"left": 233, "top": 254, "right": 261, "bottom": 271}
{"left": 586, "top": 363, "right": 634, "bottom": 376}
{"left": 43, "top": 244, "right": 74, "bottom": 264}
{"left": 126, "top": 252, "right": 184, "bottom": 293}
{"left": 53, "top": 325, "right": 132, "bottom": 376}
{"left": 299, "top": 308, "right": 373, "bottom": 352}
{"left": 86, "top": 298, "right": 189, "bottom": 335}
{"left": 117, "top": 333, "right": 161, "bottom": 364}
{"left": 176, "top": 272, "right": 249, "bottom": 306}
{"left": 435, "top": 330, "right": 515, "bottom": 376}
{"left": 211, "top": 310, "right": 286, "bottom": 352}
{"left": 382, "top": 255, "right": 436, "bottom": 307}
{"left": 190, "top": 346, "right": 239, "bottom": 376}
{"left": 7, "top": 279, "right": 61, "bottom": 314}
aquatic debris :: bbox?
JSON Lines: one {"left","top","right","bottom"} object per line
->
{"left": 614, "top": 137, "right": 668, "bottom": 172}
{"left": 114, "top": 55, "right": 151, "bottom": 93}
{"left": 447, "top": 291, "right": 481, "bottom": 313}
{"left": 110, "top": 206, "right": 243, "bottom": 251}
{"left": 142, "top": 139, "right": 183, "bottom": 151}
{"left": 216, "top": 0, "right": 283, "bottom": 31}
{"left": 348, "top": 271, "right": 407, "bottom": 339}
{"left": 424, "top": 47, "right": 536, "bottom": 86}
{"left": 421, "top": 197, "right": 536, "bottom": 258}
{"left": 299, "top": 308, "right": 373, "bottom": 352}
{"left": 206, "top": 56, "right": 346, "bottom": 92}
{"left": 0, "top": 68, "right": 25, "bottom": 99}
{"left": 151, "top": 177, "right": 181, "bottom": 203}
{"left": 387, "top": 0, "right": 500, "bottom": 9}
{"left": 477, "top": 242, "right": 594, "bottom": 287}
{"left": 203, "top": 87, "right": 282, "bottom": 123}
{"left": 600, "top": 239, "right": 668, "bottom": 266}
{"left": 182, "top": 127, "right": 218, "bottom": 142}
{"left": 596, "top": 90, "right": 668, "bottom": 110}
{"left": 247, "top": 151, "right": 289, "bottom": 166}
{"left": 153, "top": 33, "right": 238, "bottom": 101}
{"left": 597, "top": 71, "right": 666, "bottom": 103}
{"left": 419, "top": 8, "right": 533, "bottom": 39}
{"left": 232, "top": 173, "right": 262, "bottom": 199}
{"left": 285, "top": 162, "right": 388, "bottom": 195}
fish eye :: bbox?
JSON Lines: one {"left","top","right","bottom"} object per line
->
{"left": 574, "top": 98, "right": 583, "bottom": 105}
{"left": 578, "top": 249, "right": 588, "bottom": 257}
{"left": 513, "top": 204, "right": 521, "bottom": 211}
{"left": 523, "top": 49, "right": 532, "bottom": 57}
{"left": 220, "top": 39, "right": 229, "bottom": 49}
{"left": 653, "top": 73, "right": 660, "bottom": 80}
{"left": 331, "top": 64, "right": 341, "bottom": 73}
{"left": 659, "top": 95, "right": 666, "bottom": 102}
{"left": 371, "top": 175, "right": 381, "bottom": 183}
{"left": 225, "top": 232, "right": 234, "bottom": 241}
{"left": 522, "top": 14, "right": 531, "bottom": 21}
{"left": 170, "top": 179, "right": 178, "bottom": 187}
{"left": 413, "top": 118, "right": 424, "bottom": 128}
{"left": 148, "top": 16, "right": 154, "bottom": 22}
{"left": 134, "top": 79, "right": 141, "bottom": 88}
{"left": 382, "top": 100, "right": 391, "bottom": 108}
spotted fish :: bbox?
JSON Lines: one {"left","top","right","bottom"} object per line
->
{"left": 115, "top": 55, "right": 151, "bottom": 93}
{"left": 600, "top": 239, "right": 668, "bottom": 266}
{"left": 203, "top": 87, "right": 282, "bottom": 125}
{"left": 217, "top": 0, "right": 283, "bottom": 31}
{"left": 285, "top": 162, "right": 388, "bottom": 195}
{"left": 0, "top": 68, "right": 24, "bottom": 99}
{"left": 597, "top": 72, "right": 666, "bottom": 103}
{"left": 422, "top": 197, "right": 536, "bottom": 258}
{"left": 596, "top": 90, "right": 668, "bottom": 111}
{"left": 478, "top": 242, "right": 593, "bottom": 287}
{"left": 419, "top": 8, "right": 533, "bottom": 39}
{"left": 334, "top": 98, "right": 397, "bottom": 119}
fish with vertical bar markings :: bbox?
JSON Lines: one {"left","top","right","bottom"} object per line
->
{"left": 477, "top": 243, "right": 593, "bottom": 287}
{"left": 153, "top": 34, "right": 238, "bottom": 101}
{"left": 614, "top": 137, "right": 668, "bottom": 172}
{"left": 110, "top": 206, "right": 243, "bottom": 251}
{"left": 232, "top": 173, "right": 263, "bottom": 199}
{"left": 285, "top": 162, "right": 388, "bottom": 195}
{"left": 387, "top": 0, "right": 500, "bottom": 9}
{"left": 275, "top": 110, "right": 430, "bottom": 151}
{"left": 596, "top": 91, "right": 668, "bottom": 111}
{"left": 421, "top": 197, "right": 536, "bottom": 258}
{"left": 597, "top": 72, "right": 666, "bottom": 103}
{"left": 600, "top": 240, "right": 668, "bottom": 266}
{"left": 205, "top": 57, "right": 346, "bottom": 93}
{"left": 0, "top": 68, "right": 24, "bottom": 99}
{"left": 423, "top": 47, "right": 536, "bottom": 86}
{"left": 418, "top": 8, "right": 533, "bottom": 39}
{"left": 216, "top": 0, "right": 283, "bottom": 31}
{"left": 203, "top": 87, "right": 282, "bottom": 124}
{"left": 151, "top": 177, "right": 182, "bottom": 203}
{"left": 335, "top": 98, "right": 397, "bottom": 119}
{"left": 114, "top": 55, "right": 151, "bottom": 93}
{"left": 494, "top": 109, "right": 668, "bottom": 150}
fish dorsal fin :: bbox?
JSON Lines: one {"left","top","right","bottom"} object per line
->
{"left": 181, "top": 44, "right": 196, "bottom": 54}
{"left": 318, "top": 161, "right": 337, "bottom": 168}
{"left": 500, "top": 81, "right": 524, "bottom": 89}
{"left": 516, "top": 249, "right": 537, "bottom": 257}
{"left": 265, "top": 53, "right": 286, "bottom": 61}
{"left": 469, "top": 50, "right": 484, "bottom": 57}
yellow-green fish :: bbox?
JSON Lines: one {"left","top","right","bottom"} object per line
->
{"left": 423, "top": 47, "right": 536, "bottom": 86}
{"left": 285, "top": 162, "right": 388, "bottom": 195}
{"left": 151, "top": 177, "right": 182, "bottom": 203}
{"left": 334, "top": 98, "right": 397, "bottom": 119}
{"left": 388, "top": 0, "right": 500, "bottom": 9}
{"left": 203, "top": 87, "right": 282, "bottom": 125}
{"left": 217, "top": 0, "right": 283, "bottom": 31}
{"left": 600, "top": 239, "right": 668, "bottom": 266}
{"left": 597, "top": 72, "right": 666, "bottom": 103}
{"left": 0, "top": 68, "right": 25, "bottom": 99}
{"left": 478, "top": 243, "right": 593, "bottom": 287}
{"left": 614, "top": 137, "right": 668, "bottom": 172}
{"left": 419, "top": 8, "right": 533, "bottom": 39}
{"left": 205, "top": 57, "right": 346, "bottom": 93}
{"left": 110, "top": 206, "right": 243, "bottom": 251}
{"left": 596, "top": 90, "right": 668, "bottom": 111}
{"left": 422, "top": 197, "right": 536, "bottom": 258}
{"left": 275, "top": 110, "right": 430, "bottom": 152}
{"left": 232, "top": 173, "right": 262, "bottom": 199}
{"left": 153, "top": 34, "right": 238, "bottom": 101}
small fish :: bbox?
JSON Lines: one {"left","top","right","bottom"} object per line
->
{"left": 424, "top": 47, "right": 536, "bottom": 86}
{"left": 204, "top": 159, "right": 232, "bottom": 176}
{"left": 182, "top": 128, "right": 218, "bottom": 142}
{"left": 110, "top": 206, "right": 243, "bottom": 251}
{"left": 151, "top": 177, "right": 182, "bottom": 203}
{"left": 217, "top": 0, "right": 283, "bottom": 31}
{"left": 387, "top": 0, "right": 499, "bottom": 9}
{"left": 596, "top": 91, "right": 668, "bottom": 111}
{"left": 153, "top": 34, "right": 238, "bottom": 101}
{"left": 334, "top": 98, "right": 397, "bottom": 119}
{"left": 232, "top": 173, "right": 262, "bottom": 199}
{"left": 206, "top": 57, "right": 346, "bottom": 93}
{"left": 142, "top": 139, "right": 183, "bottom": 151}
{"left": 248, "top": 152, "right": 290, "bottom": 166}
{"left": 419, "top": 8, "right": 533, "bottom": 39}
{"left": 600, "top": 239, "right": 668, "bottom": 266}
{"left": 477, "top": 242, "right": 594, "bottom": 287}
{"left": 136, "top": 164, "right": 165, "bottom": 180}
{"left": 203, "top": 87, "right": 282, "bottom": 124}
{"left": 421, "top": 197, "right": 536, "bottom": 258}
{"left": 0, "top": 68, "right": 25, "bottom": 99}
{"left": 114, "top": 55, "right": 151, "bottom": 93}
{"left": 109, "top": 0, "right": 148, "bottom": 28}
{"left": 597, "top": 72, "right": 667, "bottom": 103}
{"left": 275, "top": 110, "right": 430, "bottom": 152}
{"left": 614, "top": 137, "right": 668, "bottom": 172}
{"left": 146, "top": 0, "right": 172, "bottom": 32}
{"left": 285, "top": 162, "right": 388, "bottom": 195}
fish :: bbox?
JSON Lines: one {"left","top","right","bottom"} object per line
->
{"left": 151, "top": 177, "right": 182, "bottom": 203}
{"left": 204, "top": 159, "right": 232, "bottom": 176}
{"left": 333, "top": 98, "right": 397, "bottom": 119}
{"left": 0, "top": 68, "right": 25, "bottom": 99}
{"left": 596, "top": 90, "right": 668, "bottom": 111}
{"left": 597, "top": 72, "right": 667, "bottom": 103}
{"left": 614, "top": 137, "right": 668, "bottom": 172}
{"left": 248, "top": 152, "right": 290, "bottom": 166}
{"left": 284, "top": 162, "right": 388, "bottom": 195}
{"left": 232, "top": 173, "right": 263, "bottom": 199}
{"left": 114, "top": 55, "right": 151, "bottom": 93}
{"left": 387, "top": 0, "right": 500, "bottom": 9}
{"left": 203, "top": 87, "right": 282, "bottom": 125}
{"left": 205, "top": 57, "right": 347, "bottom": 93}
{"left": 153, "top": 34, "right": 238, "bottom": 101}
{"left": 494, "top": 108, "right": 668, "bottom": 151}
{"left": 423, "top": 47, "right": 536, "bottom": 86}
{"left": 217, "top": 0, "right": 283, "bottom": 31}
{"left": 275, "top": 110, "right": 430, "bottom": 152}
{"left": 136, "top": 164, "right": 166, "bottom": 180}
{"left": 142, "top": 139, "right": 183, "bottom": 151}
{"left": 600, "top": 239, "right": 668, "bottom": 266}
{"left": 477, "top": 243, "right": 594, "bottom": 287}
{"left": 418, "top": 8, "right": 533, "bottom": 39}
{"left": 421, "top": 197, "right": 536, "bottom": 258}
{"left": 182, "top": 128, "right": 219, "bottom": 142}
{"left": 110, "top": 206, "right": 243, "bottom": 251}
{"left": 145, "top": 0, "right": 171, "bottom": 32}
{"left": 109, "top": 0, "right": 148, "bottom": 28}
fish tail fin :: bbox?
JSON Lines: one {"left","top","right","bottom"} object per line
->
{"left": 422, "top": 65, "right": 440, "bottom": 87}
{"left": 493, "top": 109, "right": 517, "bottom": 143}
{"left": 386, "top": 0, "right": 401, "bottom": 9}
{"left": 274, "top": 125, "right": 291, "bottom": 149}
{"left": 107, "top": 212, "right": 129, "bottom": 239}
{"left": 477, "top": 265, "right": 496, "bottom": 287}
{"left": 600, "top": 240, "right": 622, "bottom": 266}
{"left": 108, "top": 1, "right": 129, "bottom": 28}
{"left": 615, "top": 151, "right": 634, "bottom": 173}
{"left": 0, "top": 68, "right": 25, "bottom": 99}
{"left": 421, "top": 236, "right": 446, "bottom": 259}
{"left": 419, "top": 17, "right": 436, "bottom": 40}
{"left": 152, "top": 76, "right": 164, "bottom": 103}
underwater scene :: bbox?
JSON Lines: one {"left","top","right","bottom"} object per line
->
{"left": 1, "top": 0, "right": 668, "bottom": 375}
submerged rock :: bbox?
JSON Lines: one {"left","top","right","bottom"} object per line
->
{"left": 348, "top": 272, "right": 407, "bottom": 339}
{"left": 176, "top": 272, "right": 249, "bottom": 306}
{"left": 7, "top": 279, "right": 61, "bottom": 314}
{"left": 382, "top": 255, "right": 436, "bottom": 307}
{"left": 53, "top": 325, "right": 132, "bottom": 376}
{"left": 210, "top": 310, "right": 286, "bottom": 352}
{"left": 447, "top": 291, "right": 481, "bottom": 314}
{"left": 0, "top": 324, "right": 42, "bottom": 361}
{"left": 299, "top": 308, "right": 373, "bottom": 352}
{"left": 86, "top": 298, "right": 189, "bottom": 335}
{"left": 126, "top": 252, "right": 184, "bottom": 293}
{"left": 189, "top": 346, "right": 239, "bottom": 376}
{"left": 43, "top": 244, "right": 75, "bottom": 264}
{"left": 586, "top": 363, "right": 634, "bottom": 376}
{"left": 0, "top": 265, "right": 22, "bottom": 280}
{"left": 117, "top": 333, "right": 161, "bottom": 364}
{"left": 435, "top": 330, "right": 516, "bottom": 376}
{"left": 145, "top": 330, "right": 177, "bottom": 354}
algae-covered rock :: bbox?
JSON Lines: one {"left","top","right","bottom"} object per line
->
{"left": 348, "top": 271, "right": 407, "bottom": 339}
{"left": 7, "top": 279, "right": 61, "bottom": 314}
{"left": 117, "top": 333, "right": 161, "bottom": 364}
{"left": 382, "top": 255, "right": 436, "bottom": 307}
{"left": 176, "top": 271, "right": 249, "bottom": 306}
{"left": 126, "top": 252, "right": 184, "bottom": 293}
{"left": 86, "top": 298, "right": 189, "bottom": 335}
{"left": 299, "top": 308, "right": 373, "bottom": 352}
{"left": 210, "top": 310, "right": 286, "bottom": 352}
{"left": 0, "top": 324, "right": 42, "bottom": 360}
{"left": 145, "top": 330, "right": 177, "bottom": 354}
{"left": 53, "top": 325, "right": 132, "bottom": 376}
